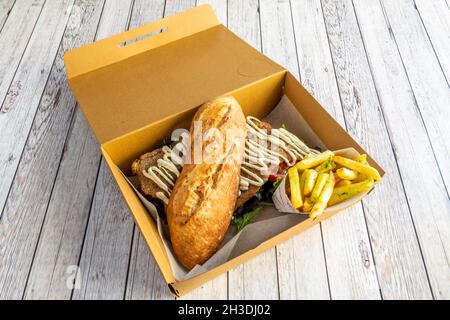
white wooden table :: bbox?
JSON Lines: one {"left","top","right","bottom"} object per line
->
{"left": 0, "top": 0, "right": 448, "bottom": 300}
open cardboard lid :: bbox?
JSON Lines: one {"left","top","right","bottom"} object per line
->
{"left": 64, "top": 5, "right": 285, "bottom": 143}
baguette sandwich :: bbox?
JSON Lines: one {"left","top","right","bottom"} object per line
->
{"left": 130, "top": 96, "right": 318, "bottom": 269}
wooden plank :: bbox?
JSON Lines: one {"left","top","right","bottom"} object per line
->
{"left": 289, "top": 0, "right": 380, "bottom": 300}
{"left": 415, "top": 0, "right": 450, "bottom": 84}
{"left": 321, "top": 0, "right": 432, "bottom": 299}
{"left": 21, "top": 0, "right": 106, "bottom": 300}
{"left": 259, "top": 0, "right": 299, "bottom": 75}
{"left": 128, "top": 0, "right": 165, "bottom": 29}
{"left": 124, "top": 0, "right": 174, "bottom": 301}
{"left": 0, "top": 0, "right": 77, "bottom": 300}
{"left": 226, "top": 0, "right": 278, "bottom": 300}
{"left": 354, "top": 0, "right": 450, "bottom": 300}
{"left": 67, "top": 0, "right": 135, "bottom": 300}
{"left": 381, "top": 0, "right": 450, "bottom": 195}
{"left": 164, "top": 0, "right": 196, "bottom": 16}
{"left": 0, "top": 0, "right": 45, "bottom": 111}
{"left": 227, "top": 0, "right": 260, "bottom": 50}
{"left": 197, "top": 0, "right": 227, "bottom": 24}
{"left": 24, "top": 110, "right": 102, "bottom": 300}
{"left": 72, "top": 160, "right": 134, "bottom": 300}
{"left": 0, "top": 0, "right": 71, "bottom": 214}
{"left": 257, "top": 0, "right": 329, "bottom": 300}
{"left": 0, "top": 0, "right": 15, "bottom": 31}
{"left": 125, "top": 232, "right": 173, "bottom": 300}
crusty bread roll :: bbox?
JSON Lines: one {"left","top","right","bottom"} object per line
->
{"left": 167, "top": 96, "right": 246, "bottom": 269}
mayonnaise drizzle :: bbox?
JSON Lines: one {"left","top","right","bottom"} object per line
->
{"left": 142, "top": 117, "right": 317, "bottom": 203}
{"left": 239, "top": 117, "right": 318, "bottom": 191}
{"left": 142, "top": 146, "right": 182, "bottom": 205}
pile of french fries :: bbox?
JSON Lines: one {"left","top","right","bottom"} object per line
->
{"left": 287, "top": 150, "right": 381, "bottom": 219}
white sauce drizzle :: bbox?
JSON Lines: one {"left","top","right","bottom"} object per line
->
{"left": 142, "top": 146, "right": 182, "bottom": 205}
{"left": 143, "top": 117, "right": 317, "bottom": 204}
{"left": 239, "top": 117, "right": 318, "bottom": 191}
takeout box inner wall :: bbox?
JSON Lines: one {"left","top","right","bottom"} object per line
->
{"left": 64, "top": 4, "right": 384, "bottom": 296}
{"left": 104, "top": 71, "right": 286, "bottom": 173}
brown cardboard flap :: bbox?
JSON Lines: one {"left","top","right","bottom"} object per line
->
{"left": 64, "top": 5, "right": 284, "bottom": 143}
{"left": 65, "top": 5, "right": 220, "bottom": 79}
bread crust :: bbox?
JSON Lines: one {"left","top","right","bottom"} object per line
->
{"left": 167, "top": 96, "right": 246, "bottom": 269}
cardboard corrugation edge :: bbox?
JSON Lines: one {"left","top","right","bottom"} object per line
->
{"left": 64, "top": 4, "right": 220, "bottom": 79}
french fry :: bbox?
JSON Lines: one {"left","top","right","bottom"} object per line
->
{"left": 315, "top": 155, "right": 335, "bottom": 173}
{"left": 311, "top": 173, "right": 329, "bottom": 201}
{"left": 352, "top": 154, "right": 368, "bottom": 182}
{"left": 333, "top": 156, "right": 382, "bottom": 181}
{"left": 288, "top": 167, "right": 302, "bottom": 208}
{"left": 310, "top": 172, "right": 335, "bottom": 219}
{"left": 336, "top": 167, "right": 358, "bottom": 180}
{"left": 352, "top": 173, "right": 367, "bottom": 183}
{"left": 301, "top": 197, "right": 314, "bottom": 212}
{"left": 353, "top": 154, "right": 367, "bottom": 164}
{"left": 328, "top": 178, "right": 375, "bottom": 206}
{"left": 336, "top": 179, "right": 352, "bottom": 187}
{"left": 295, "top": 150, "right": 334, "bottom": 170}
{"left": 303, "top": 169, "right": 318, "bottom": 196}
{"left": 299, "top": 169, "right": 308, "bottom": 196}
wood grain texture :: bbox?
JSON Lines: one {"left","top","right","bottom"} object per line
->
{"left": 0, "top": 0, "right": 45, "bottom": 111}
{"left": 226, "top": 0, "right": 278, "bottom": 300}
{"left": 354, "top": 0, "right": 450, "bottom": 300}
{"left": 126, "top": 230, "right": 173, "bottom": 300}
{"left": 180, "top": 267, "right": 228, "bottom": 300}
{"left": 0, "top": 0, "right": 15, "bottom": 31}
{"left": 0, "top": 0, "right": 447, "bottom": 300}
{"left": 0, "top": 0, "right": 76, "bottom": 300}
{"left": 72, "top": 160, "right": 134, "bottom": 300}
{"left": 290, "top": 0, "right": 380, "bottom": 300}
{"left": 259, "top": 0, "right": 330, "bottom": 300}
{"left": 15, "top": 0, "right": 106, "bottom": 300}
{"left": 124, "top": 0, "right": 174, "bottom": 300}
{"left": 25, "top": 0, "right": 147, "bottom": 301}
{"left": 415, "top": 0, "right": 450, "bottom": 84}
{"left": 165, "top": 0, "right": 196, "bottom": 16}
{"left": 23, "top": 107, "right": 101, "bottom": 300}
{"left": 0, "top": 0, "right": 73, "bottom": 214}
{"left": 227, "top": 0, "right": 260, "bottom": 50}
{"left": 381, "top": 0, "right": 450, "bottom": 195}
{"left": 128, "top": 0, "right": 165, "bottom": 30}
{"left": 68, "top": 0, "right": 135, "bottom": 300}
{"left": 197, "top": 0, "right": 227, "bottom": 24}
{"left": 321, "top": 0, "right": 432, "bottom": 299}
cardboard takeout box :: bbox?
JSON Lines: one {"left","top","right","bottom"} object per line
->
{"left": 64, "top": 5, "right": 384, "bottom": 296}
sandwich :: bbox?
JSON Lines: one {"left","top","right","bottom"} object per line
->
{"left": 130, "top": 96, "right": 318, "bottom": 269}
